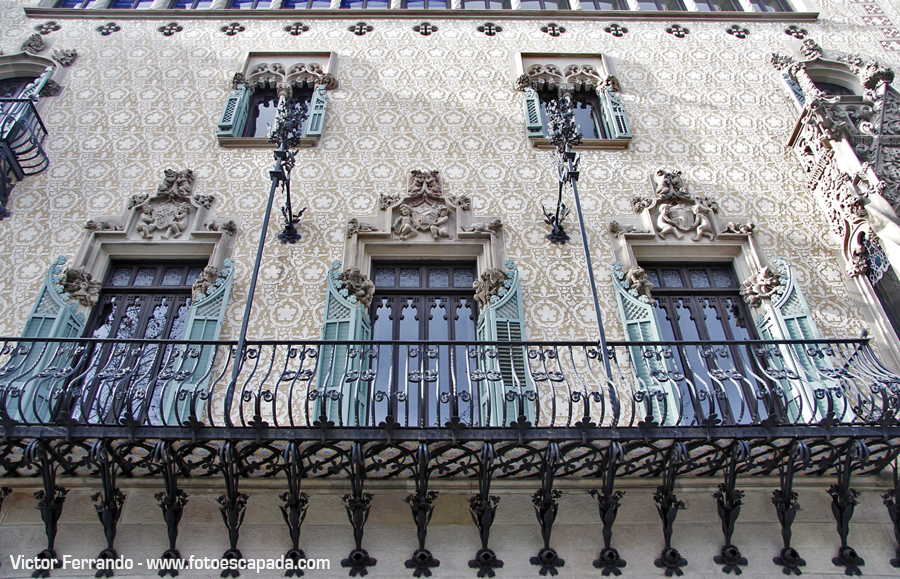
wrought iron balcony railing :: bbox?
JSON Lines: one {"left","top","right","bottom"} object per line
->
{"left": 0, "top": 98, "right": 49, "bottom": 219}
{"left": 1, "top": 335, "right": 897, "bottom": 433}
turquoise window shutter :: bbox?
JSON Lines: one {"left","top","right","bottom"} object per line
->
{"left": 303, "top": 85, "right": 328, "bottom": 138}
{"left": 611, "top": 262, "right": 678, "bottom": 425}
{"left": 13, "top": 256, "right": 85, "bottom": 423}
{"left": 599, "top": 88, "right": 632, "bottom": 139}
{"left": 522, "top": 88, "right": 545, "bottom": 139}
{"left": 163, "top": 259, "right": 235, "bottom": 426}
{"left": 217, "top": 86, "right": 250, "bottom": 138}
{"left": 475, "top": 260, "right": 534, "bottom": 427}
{"left": 317, "top": 261, "right": 372, "bottom": 426}
{"left": 753, "top": 256, "right": 838, "bottom": 423}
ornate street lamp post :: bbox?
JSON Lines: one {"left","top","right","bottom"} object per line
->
{"left": 225, "top": 98, "right": 308, "bottom": 424}
{"left": 543, "top": 97, "right": 613, "bottom": 378}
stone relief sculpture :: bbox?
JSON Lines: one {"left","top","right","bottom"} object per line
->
{"left": 631, "top": 168, "right": 721, "bottom": 241}
{"left": 346, "top": 218, "right": 378, "bottom": 238}
{"left": 52, "top": 48, "right": 77, "bottom": 67}
{"left": 60, "top": 266, "right": 101, "bottom": 307}
{"left": 473, "top": 268, "right": 507, "bottom": 308}
{"left": 462, "top": 220, "right": 502, "bottom": 235}
{"left": 624, "top": 266, "right": 654, "bottom": 303}
{"left": 722, "top": 222, "right": 756, "bottom": 235}
{"left": 205, "top": 220, "right": 238, "bottom": 236}
{"left": 138, "top": 202, "right": 189, "bottom": 240}
{"left": 126, "top": 169, "right": 216, "bottom": 241}
{"left": 740, "top": 266, "right": 782, "bottom": 308}
{"left": 22, "top": 33, "right": 45, "bottom": 54}
{"left": 192, "top": 266, "right": 222, "bottom": 302}
{"left": 84, "top": 220, "right": 122, "bottom": 232}
{"left": 516, "top": 63, "right": 618, "bottom": 96}
{"left": 392, "top": 205, "right": 415, "bottom": 241}
{"left": 338, "top": 268, "right": 375, "bottom": 308}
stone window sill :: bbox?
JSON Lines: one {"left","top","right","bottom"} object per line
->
{"left": 530, "top": 137, "right": 631, "bottom": 151}
{"left": 217, "top": 136, "right": 318, "bottom": 149}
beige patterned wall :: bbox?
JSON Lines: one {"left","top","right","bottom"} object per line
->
{"left": 0, "top": 0, "right": 895, "bottom": 343}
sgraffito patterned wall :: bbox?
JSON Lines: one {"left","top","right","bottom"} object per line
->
{"left": 0, "top": 0, "right": 897, "bottom": 343}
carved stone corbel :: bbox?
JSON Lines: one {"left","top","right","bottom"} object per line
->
{"left": 623, "top": 266, "right": 654, "bottom": 303}
{"left": 337, "top": 268, "right": 375, "bottom": 309}
{"left": 739, "top": 266, "right": 782, "bottom": 308}
{"left": 473, "top": 268, "right": 507, "bottom": 308}
{"left": 59, "top": 266, "right": 101, "bottom": 307}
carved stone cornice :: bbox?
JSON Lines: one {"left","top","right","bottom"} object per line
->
{"left": 515, "top": 63, "right": 619, "bottom": 95}
{"left": 236, "top": 62, "right": 338, "bottom": 92}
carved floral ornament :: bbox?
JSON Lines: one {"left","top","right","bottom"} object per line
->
{"left": 630, "top": 167, "right": 755, "bottom": 242}
{"left": 232, "top": 62, "right": 337, "bottom": 95}
{"left": 516, "top": 63, "right": 620, "bottom": 96}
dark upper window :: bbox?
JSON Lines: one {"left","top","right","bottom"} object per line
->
{"left": 749, "top": 0, "right": 791, "bottom": 11}
{"left": 520, "top": 0, "right": 570, "bottom": 8}
{"left": 242, "top": 88, "right": 312, "bottom": 138}
{"left": 228, "top": 0, "right": 268, "bottom": 8}
{"left": 538, "top": 90, "right": 607, "bottom": 140}
{"left": 340, "top": 0, "right": 390, "bottom": 7}
{"left": 401, "top": 0, "right": 448, "bottom": 7}
{"left": 55, "top": 0, "right": 98, "bottom": 6}
{"left": 107, "top": 0, "right": 154, "bottom": 7}
{"left": 812, "top": 81, "right": 855, "bottom": 96}
{"left": 580, "top": 0, "right": 626, "bottom": 8}
{"left": 171, "top": 0, "right": 213, "bottom": 7}
{"left": 0, "top": 77, "right": 37, "bottom": 100}
{"left": 637, "top": 0, "right": 685, "bottom": 9}
{"left": 283, "top": 0, "right": 331, "bottom": 6}
{"left": 695, "top": 0, "right": 741, "bottom": 10}
{"left": 461, "top": 0, "right": 511, "bottom": 8}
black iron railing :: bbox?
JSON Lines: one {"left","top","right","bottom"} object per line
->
{"left": 0, "top": 336, "right": 896, "bottom": 431}
{"left": 0, "top": 98, "right": 49, "bottom": 219}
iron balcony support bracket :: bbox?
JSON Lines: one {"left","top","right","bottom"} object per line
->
{"left": 589, "top": 442, "right": 627, "bottom": 576}
{"left": 280, "top": 443, "right": 310, "bottom": 578}
{"left": 151, "top": 442, "right": 189, "bottom": 577}
{"left": 883, "top": 462, "right": 900, "bottom": 568}
{"left": 530, "top": 443, "right": 565, "bottom": 576}
{"left": 828, "top": 440, "right": 869, "bottom": 575}
{"left": 713, "top": 440, "right": 750, "bottom": 574}
{"left": 341, "top": 442, "right": 376, "bottom": 576}
{"left": 89, "top": 441, "right": 126, "bottom": 578}
{"left": 25, "top": 440, "right": 66, "bottom": 578}
{"left": 654, "top": 443, "right": 688, "bottom": 577}
{"left": 468, "top": 443, "right": 503, "bottom": 577}
{"left": 217, "top": 442, "right": 248, "bottom": 578}
{"left": 404, "top": 443, "right": 439, "bottom": 577}
{"left": 772, "top": 440, "right": 810, "bottom": 575}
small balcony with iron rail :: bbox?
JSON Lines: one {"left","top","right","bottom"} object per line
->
{"left": 0, "top": 96, "right": 50, "bottom": 220}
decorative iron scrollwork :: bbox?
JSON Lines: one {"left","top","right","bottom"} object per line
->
{"left": 589, "top": 442, "right": 626, "bottom": 576}
{"left": 151, "top": 442, "right": 188, "bottom": 577}
{"left": 469, "top": 443, "right": 503, "bottom": 577}
{"left": 404, "top": 443, "right": 439, "bottom": 577}
{"left": 217, "top": 443, "right": 248, "bottom": 578}
{"left": 828, "top": 440, "right": 869, "bottom": 575}
{"left": 772, "top": 440, "right": 810, "bottom": 575}
{"left": 89, "top": 441, "right": 126, "bottom": 578}
{"left": 341, "top": 443, "right": 376, "bottom": 576}
{"left": 280, "top": 443, "right": 310, "bottom": 577}
{"left": 713, "top": 440, "right": 750, "bottom": 575}
{"left": 883, "top": 461, "right": 900, "bottom": 568}
{"left": 530, "top": 443, "right": 564, "bottom": 576}
{"left": 25, "top": 440, "right": 66, "bottom": 578}
{"left": 654, "top": 443, "right": 688, "bottom": 577}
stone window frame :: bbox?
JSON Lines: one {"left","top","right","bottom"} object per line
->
{"left": 514, "top": 52, "right": 632, "bottom": 151}
{"left": 216, "top": 51, "right": 338, "bottom": 149}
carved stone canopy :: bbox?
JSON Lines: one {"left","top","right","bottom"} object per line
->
{"left": 516, "top": 63, "right": 620, "bottom": 96}
{"left": 233, "top": 61, "right": 337, "bottom": 94}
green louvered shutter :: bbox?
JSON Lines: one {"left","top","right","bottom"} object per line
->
{"left": 303, "top": 85, "right": 328, "bottom": 138}
{"left": 475, "top": 261, "right": 534, "bottom": 427}
{"left": 317, "top": 261, "right": 372, "bottom": 426}
{"left": 12, "top": 256, "right": 85, "bottom": 423}
{"left": 611, "top": 262, "right": 679, "bottom": 425}
{"left": 522, "top": 88, "right": 545, "bottom": 139}
{"left": 217, "top": 86, "right": 250, "bottom": 138}
{"left": 163, "top": 259, "right": 234, "bottom": 425}
{"left": 754, "top": 256, "right": 837, "bottom": 423}
{"left": 600, "top": 88, "right": 632, "bottom": 139}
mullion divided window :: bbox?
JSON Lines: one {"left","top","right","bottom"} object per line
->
{"left": 401, "top": 0, "right": 448, "bottom": 7}
{"left": 520, "top": 0, "right": 570, "bottom": 8}
{"left": 695, "top": 0, "right": 741, "bottom": 9}
{"left": 283, "top": 0, "right": 331, "bottom": 6}
{"left": 340, "top": 0, "right": 390, "bottom": 7}
{"left": 637, "top": 0, "right": 685, "bottom": 9}
{"left": 55, "top": 0, "right": 98, "bottom": 6}
{"left": 461, "top": 0, "right": 511, "bottom": 8}
{"left": 749, "top": 0, "right": 791, "bottom": 10}
{"left": 538, "top": 90, "right": 606, "bottom": 140}
{"left": 107, "top": 0, "right": 154, "bottom": 8}
{"left": 228, "top": 0, "right": 269, "bottom": 9}
{"left": 171, "top": 0, "right": 213, "bottom": 8}
{"left": 580, "top": 0, "right": 626, "bottom": 8}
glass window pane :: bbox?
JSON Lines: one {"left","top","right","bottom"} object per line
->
{"left": 229, "top": 0, "right": 261, "bottom": 8}
{"left": 134, "top": 268, "right": 157, "bottom": 287}
{"left": 162, "top": 268, "right": 185, "bottom": 286}
{"left": 187, "top": 267, "right": 205, "bottom": 283}
{"left": 572, "top": 96, "right": 600, "bottom": 139}
{"left": 340, "top": 0, "right": 364, "bottom": 6}
{"left": 428, "top": 268, "right": 449, "bottom": 288}
{"left": 405, "top": 0, "right": 448, "bottom": 6}
{"left": 660, "top": 0, "right": 685, "bottom": 8}
{"left": 399, "top": 268, "right": 420, "bottom": 288}
{"left": 662, "top": 269, "right": 684, "bottom": 288}
{"left": 689, "top": 270, "right": 711, "bottom": 288}
{"left": 453, "top": 268, "right": 475, "bottom": 288}
{"left": 645, "top": 269, "right": 660, "bottom": 288}
{"left": 711, "top": 268, "right": 734, "bottom": 288}
{"left": 582, "top": 0, "right": 623, "bottom": 8}
{"left": 109, "top": 267, "right": 132, "bottom": 287}
{"left": 752, "top": 0, "right": 789, "bottom": 11}
{"left": 244, "top": 89, "right": 278, "bottom": 138}
{"left": 374, "top": 267, "right": 396, "bottom": 287}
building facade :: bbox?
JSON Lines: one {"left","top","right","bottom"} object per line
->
{"left": 1, "top": 0, "right": 900, "bottom": 576}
